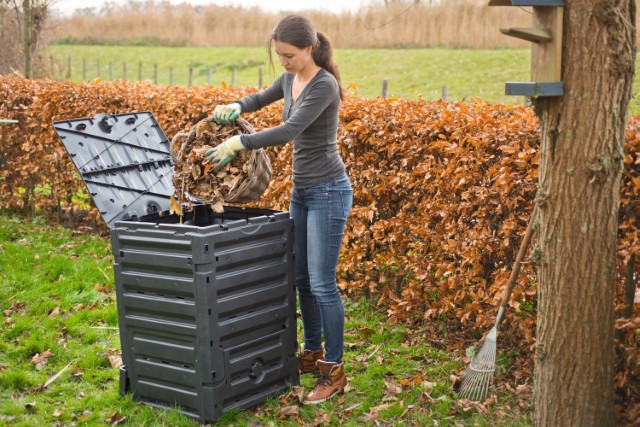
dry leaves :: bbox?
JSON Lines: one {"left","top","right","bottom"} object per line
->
{"left": 171, "top": 118, "right": 253, "bottom": 213}
{"left": 105, "top": 350, "right": 122, "bottom": 369}
{"left": 105, "top": 411, "right": 127, "bottom": 425}
{"left": 30, "top": 349, "right": 54, "bottom": 370}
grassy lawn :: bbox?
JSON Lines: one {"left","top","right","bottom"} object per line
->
{"left": 45, "top": 45, "right": 531, "bottom": 105}
{"left": 44, "top": 45, "right": 640, "bottom": 114}
{"left": 0, "top": 213, "right": 531, "bottom": 426}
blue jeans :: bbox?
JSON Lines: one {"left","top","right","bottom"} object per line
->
{"left": 290, "top": 173, "right": 353, "bottom": 364}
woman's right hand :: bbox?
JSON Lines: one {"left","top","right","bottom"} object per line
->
{"left": 212, "top": 103, "right": 242, "bottom": 125}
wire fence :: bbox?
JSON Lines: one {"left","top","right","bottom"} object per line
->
{"left": 49, "top": 55, "right": 451, "bottom": 100}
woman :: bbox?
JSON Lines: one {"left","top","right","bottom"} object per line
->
{"left": 206, "top": 14, "right": 352, "bottom": 405}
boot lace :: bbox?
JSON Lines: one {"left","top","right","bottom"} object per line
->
{"left": 314, "top": 373, "right": 333, "bottom": 389}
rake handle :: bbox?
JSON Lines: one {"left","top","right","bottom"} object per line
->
{"left": 495, "top": 204, "right": 538, "bottom": 326}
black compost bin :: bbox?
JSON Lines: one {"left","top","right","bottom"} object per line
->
{"left": 54, "top": 112, "right": 298, "bottom": 422}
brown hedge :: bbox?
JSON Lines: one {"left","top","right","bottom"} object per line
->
{"left": 0, "top": 75, "right": 637, "bottom": 392}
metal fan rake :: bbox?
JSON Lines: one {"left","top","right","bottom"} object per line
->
{"left": 457, "top": 205, "right": 538, "bottom": 401}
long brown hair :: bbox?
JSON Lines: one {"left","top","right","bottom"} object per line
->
{"left": 267, "top": 14, "right": 345, "bottom": 100}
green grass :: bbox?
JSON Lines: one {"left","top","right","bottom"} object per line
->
{"left": 44, "top": 45, "right": 640, "bottom": 114}
{"left": 0, "top": 212, "right": 531, "bottom": 426}
{"left": 45, "top": 45, "right": 531, "bottom": 105}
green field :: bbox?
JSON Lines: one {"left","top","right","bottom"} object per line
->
{"left": 45, "top": 45, "right": 640, "bottom": 114}
{"left": 46, "top": 45, "right": 532, "bottom": 105}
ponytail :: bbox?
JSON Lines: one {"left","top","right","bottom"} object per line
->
{"left": 312, "top": 32, "right": 345, "bottom": 101}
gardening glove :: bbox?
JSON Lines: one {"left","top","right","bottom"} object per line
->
{"left": 212, "top": 102, "right": 242, "bottom": 125}
{"left": 205, "top": 135, "right": 245, "bottom": 170}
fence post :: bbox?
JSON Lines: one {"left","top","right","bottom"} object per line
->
{"left": 169, "top": 67, "right": 173, "bottom": 86}
{"left": 188, "top": 67, "right": 193, "bottom": 87}
{"left": 82, "top": 58, "right": 86, "bottom": 81}
{"left": 109, "top": 62, "right": 113, "bottom": 81}
{"left": 97, "top": 59, "right": 101, "bottom": 79}
{"left": 441, "top": 85, "right": 449, "bottom": 101}
{"left": 139, "top": 61, "right": 142, "bottom": 81}
{"left": 258, "top": 67, "right": 263, "bottom": 87}
{"left": 231, "top": 68, "right": 236, "bottom": 87}
{"left": 123, "top": 62, "right": 127, "bottom": 80}
{"left": 208, "top": 67, "right": 212, "bottom": 86}
{"left": 154, "top": 64, "right": 158, "bottom": 85}
{"left": 67, "top": 55, "right": 71, "bottom": 79}
{"left": 382, "top": 79, "right": 388, "bottom": 98}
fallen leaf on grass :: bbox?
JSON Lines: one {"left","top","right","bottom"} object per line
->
{"left": 450, "top": 373, "right": 462, "bottom": 390}
{"left": 358, "top": 327, "right": 375, "bottom": 336}
{"left": 53, "top": 408, "right": 62, "bottom": 418}
{"left": 384, "top": 379, "right": 402, "bottom": 396}
{"left": 105, "top": 411, "right": 127, "bottom": 425}
{"left": 456, "top": 395, "right": 497, "bottom": 414}
{"left": 106, "top": 349, "right": 122, "bottom": 369}
{"left": 48, "top": 306, "right": 60, "bottom": 318}
{"left": 71, "top": 368, "right": 83, "bottom": 381}
{"left": 285, "top": 385, "right": 306, "bottom": 403}
{"left": 400, "top": 372, "right": 425, "bottom": 387}
{"left": 515, "top": 383, "right": 530, "bottom": 395}
{"left": 344, "top": 402, "right": 362, "bottom": 414}
{"left": 314, "top": 412, "right": 332, "bottom": 426}
{"left": 277, "top": 405, "right": 299, "bottom": 419}
{"left": 93, "top": 283, "right": 112, "bottom": 293}
{"left": 363, "top": 403, "right": 391, "bottom": 422}
{"left": 30, "top": 350, "right": 54, "bottom": 370}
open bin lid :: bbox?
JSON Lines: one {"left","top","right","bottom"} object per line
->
{"left": 53, "top": 112, "right": 173, "bottom": 228}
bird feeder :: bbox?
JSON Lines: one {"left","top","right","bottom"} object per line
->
{"left": 489, "top": 0, "right": 564, "bottom": 97}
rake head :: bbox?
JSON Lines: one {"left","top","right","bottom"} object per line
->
{"left": 457, "top": 325, "right": 497, "bottom": 401}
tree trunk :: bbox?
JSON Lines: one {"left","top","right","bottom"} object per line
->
{"left": 22, "top": 0, "right": 31, "bottom": 78}
{"left": 533, "top": 1, "right": 636, "bottom": 426}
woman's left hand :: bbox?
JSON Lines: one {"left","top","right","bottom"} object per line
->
{"left": 205, "top": 135, "right": 246, "bottom": 170}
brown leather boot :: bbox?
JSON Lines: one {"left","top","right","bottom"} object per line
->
{"left": 303, "top": 360, "right": 347, "bottom": 405}
{"left": 298, "top": 345, "right": 323, "bottom": 375}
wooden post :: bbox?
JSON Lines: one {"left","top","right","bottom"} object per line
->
{"left": 382, "top": 79, "right": 388, "bottom": 98}
{"left": 258, "top": 67, "right": 263, "bottom": 87}
{"left": 231, "top": 68, "right": 236, "bottom": 87}
{"left": 188, "top": 67, "right": 193, "bottom": 86}
{"left": 441, "top": 85, "right": 449, "bottom": 100}
{"left": 154, "top": 64, "right": 158, "bottom": 85}
{"left": 169, "top": 67, "right": 173, "bottom": 86}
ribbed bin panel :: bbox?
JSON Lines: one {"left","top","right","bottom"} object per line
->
{"left": 112, "top": 206, "right": 298, "bottom": 423}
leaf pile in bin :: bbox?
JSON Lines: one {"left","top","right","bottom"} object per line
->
{"left": 170, "top": 118, "right": 252, "bottom": 213}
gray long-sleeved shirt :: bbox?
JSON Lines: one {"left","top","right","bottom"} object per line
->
{"left": 235, "top": 69, "right": 346, "bottom": 189}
